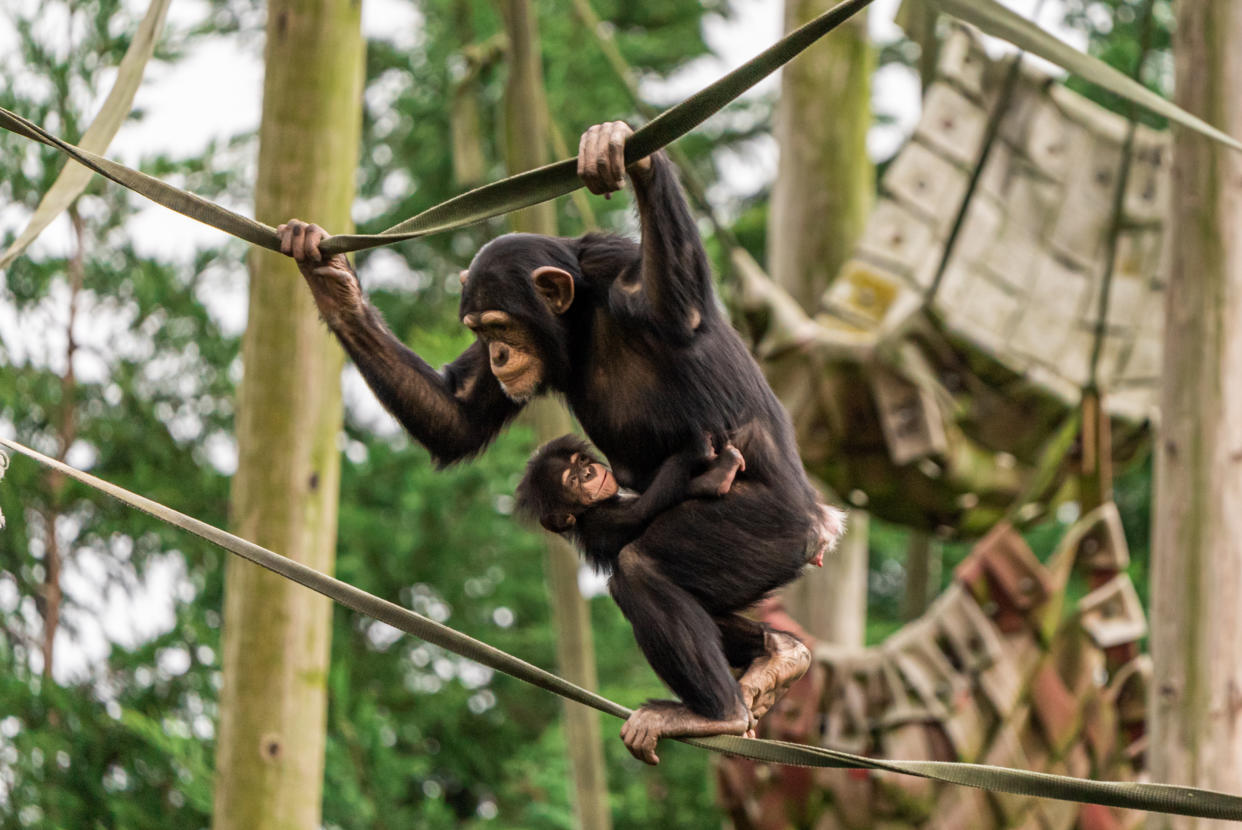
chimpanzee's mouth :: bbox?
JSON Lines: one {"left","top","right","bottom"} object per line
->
{"left": 495, "top": 370, "right": 538, "bottom": 402}
{"left": 591, "top": 469, "right": 611, "bottom": 501}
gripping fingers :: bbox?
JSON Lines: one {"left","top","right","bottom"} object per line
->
{"left": 305, "top": 225, "right": 325, "bottom": 263}
{"left": 291, "top": 221, "right": 308, "bottom": 260}
{"left": 578, "top": 126, "right": 604, "bottom": 194}
{"left": 278, "top": 219, "right": 326, "bottom": 263}
{"left": 607, "top": 122, "right": 628, "bottom": 191}
{"left": 625, "top": 729, "right": 659, "bottom": 766}
{"left": 578, "top": 121, "right": 635, "bottom": 195}
{"left": 620, "top": 717, "right": 660, "bottom": 765}
{"left": 295, "top": 223, "right": 325, "bottom": 263}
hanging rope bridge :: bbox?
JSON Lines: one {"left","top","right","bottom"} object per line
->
{"left": 3, "top": 0, "right": 1242, "bottom": 819}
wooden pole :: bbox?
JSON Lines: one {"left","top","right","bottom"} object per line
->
{"left": 212, "top": 1, "right": 363, "bottom": 826}
{"left": 1148, "top": 4, "right": 1242, "bottom": 828}
{"left": 769, "top": 0, "right": 874, "bottom": 645}
{"left": 499, "top": 2, "right": 612, "bottom": 827}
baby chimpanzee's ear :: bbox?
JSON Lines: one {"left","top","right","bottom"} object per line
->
{"left": 540, "top": 512, "right": 576, "bottom": 533}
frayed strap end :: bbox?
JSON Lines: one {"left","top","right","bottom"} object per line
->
{"left": 0, "top": 449, "right": 8, "bottom": 529}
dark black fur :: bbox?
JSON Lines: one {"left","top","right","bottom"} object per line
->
{"left": 515, "top": 435, "right": 592, "bottom": 534}
{"left": 516, "top": 434, "right": 736, "bottom": 573}
{"left": 317, "top": 152, "right": 817, "bottom": 721}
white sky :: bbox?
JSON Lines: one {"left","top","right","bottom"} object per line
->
{"left": 0, "top": 0, "right": 1082, "bottom": 683}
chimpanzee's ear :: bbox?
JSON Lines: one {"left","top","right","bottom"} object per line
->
{"left": 540, "top": 512, "right": 576, "bottom": 533}
{"left": 531, "top": 266, "right": 574, "bottom": 315}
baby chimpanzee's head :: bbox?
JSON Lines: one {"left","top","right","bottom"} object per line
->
{"left": 516, "top": 435, "right": 618, "bottom": 533}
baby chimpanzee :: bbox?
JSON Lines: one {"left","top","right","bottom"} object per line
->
{"left": 516, "top": 434, "right": 744, "bottom": 572}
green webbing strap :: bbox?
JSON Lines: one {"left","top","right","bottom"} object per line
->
{"left": 0, "top": 438, "right": 630, "bottom": 718}
{"left": 3, "top": 436, "right": 1242, "bottom": 821}
{"left": 0, "top": 0, "right": 874, "bottom": 259}
{"left": 0, "top": 0, "right": 172, "bottom": 269}
{"left": 0, "top": 106, "right": 282, "bottom": 251}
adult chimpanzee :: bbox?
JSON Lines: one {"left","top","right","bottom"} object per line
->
{"left": 279, "top": 121, "right": 842, "bottom": 764}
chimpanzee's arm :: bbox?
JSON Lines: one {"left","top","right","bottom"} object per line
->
{"left": 582, "top": 441, "right": 743, "bottom": 551}
{"left": 577, "top": 122, "right": 713, "bottom": 341}
{"left": 280, "top": 220, "right": 522, "bottom": 465}
{"left": 337, "top": 313, "right": 521, "bottom": 465}
{"left": 631, "top": 152, "right": 714, "bottom": 337}
{"left": 584, "top": 449, "right": 703, "bottom": 541}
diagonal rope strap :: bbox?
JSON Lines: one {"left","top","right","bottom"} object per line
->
{"left": 0, "top": 0, "right": 172, "bottom": 269}
{"left": 0, "top": 0, "right": 874, "bottom": 259}
{"left": 0, "top": 108, "right": 282, "bottom": 252}
{"left": 3, "top": 436, "right": 1242, "bottom": 821}
{"left": 0, "top": 449, "right": 6, "bottom": 530}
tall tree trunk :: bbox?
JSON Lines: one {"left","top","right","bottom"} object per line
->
{"left": 499, "top": 2, "right": 612, "bottom": 828}
{"left": 1148, "top": 4, "right": 1242, "bottom": 829}
{"left": 769, "top": 2, "right": 874, "bottom": 645}
{"left": 768, "top": 1, "right": 874, "bottom": 310}
{"left": 212, "top": 1, "right": 363, "bottom": 827}
{"left": 902, "top": 530, "right": 937, "bottom": 621}
{"left": 39, "top": 207, "right": 85, "bottom": 681}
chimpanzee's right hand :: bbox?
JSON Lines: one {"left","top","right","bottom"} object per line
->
{"left": 278, "top": 219, "right": 363, "bottom": 322}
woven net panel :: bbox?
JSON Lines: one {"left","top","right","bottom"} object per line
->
{"left": 716, "top": 504, "right": 1150, "bottom": 830}
{"left": 737, "top": 27, "right": 1166, "bottom": 537}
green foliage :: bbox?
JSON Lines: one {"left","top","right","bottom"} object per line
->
{"left": 0, "top": 1, "right": 247, "bottom": 825}
{"left": 1060, "top": 0, "right": 1172, "bottom": 126}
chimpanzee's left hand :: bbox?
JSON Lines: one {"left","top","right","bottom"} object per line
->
{"left": 577, "top": 121, "right": 654, "bottom": 196}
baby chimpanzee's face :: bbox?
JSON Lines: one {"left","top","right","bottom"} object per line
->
{"left": 561, "top": 452, "right": 618, "bottom": 506}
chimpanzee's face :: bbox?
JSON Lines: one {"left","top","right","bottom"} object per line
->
{"left": 560, "top": 451, "right": 618, "bottom": 506}
{"left": 459, "top": 234, "right": 578, "bottom": 403}
{"left": 461, "top": 309, "right": 544, "bottom": 402}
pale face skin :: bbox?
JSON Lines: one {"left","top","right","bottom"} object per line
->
{"left": 560, "top": 452, "right": 618, "bottom": 506}
{"left": 460, "top": 310, "right": 543, "bottom": 403}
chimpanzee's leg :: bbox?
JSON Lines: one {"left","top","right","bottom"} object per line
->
{"left": 609, "top": 545, "right": 752, "bottom": 764}
{"left": 715, "top": 614, "right": 812, "bottom": 722}
{"left": 715, "top": 613, "right": 768, "bottom": 668}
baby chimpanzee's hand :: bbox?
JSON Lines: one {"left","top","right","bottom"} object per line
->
{"left": 689, "top": 441, "right": 745, "bottom": 498}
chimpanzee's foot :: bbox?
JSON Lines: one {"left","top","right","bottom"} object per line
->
{"left": 620, "top": 700, "right": 753, "bottom": 765}
{"left": 738, "top": 631, "right": 811, "bottom": 722}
